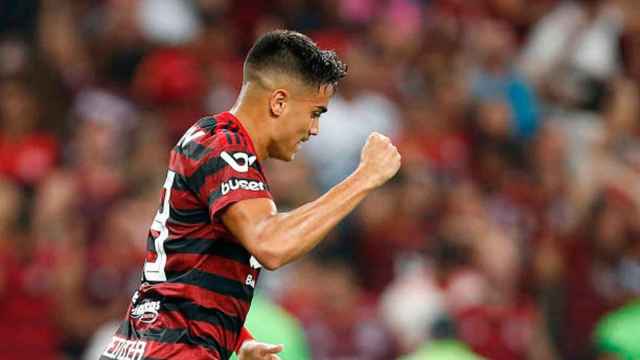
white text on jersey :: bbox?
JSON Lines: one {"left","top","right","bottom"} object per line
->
{"left": 221, "top": 151, "right": 257, "bottom": 173}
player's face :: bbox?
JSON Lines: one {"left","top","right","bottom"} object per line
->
{"left": 272, "top": 84, "right": 333, "bottom": 161}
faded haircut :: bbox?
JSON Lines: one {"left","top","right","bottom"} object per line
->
{"left": 243, "top": 30, "right": 347, "bottom": 89}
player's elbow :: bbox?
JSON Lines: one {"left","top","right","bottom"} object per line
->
{"left": 252, "top": 240, "right": 288, "bottom": 270}
{"left": 259, "top": 257, "right": 283, "bottom": 271}
{"left": 252, "top": 253, "right": 283, "bottom": 271}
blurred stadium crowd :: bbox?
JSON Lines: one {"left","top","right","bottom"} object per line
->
{"left": 3, "top": 0, "right": 640, "bottom": 359}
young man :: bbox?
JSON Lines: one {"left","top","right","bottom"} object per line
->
{"left": 100, "top": 30, "right": 401, "bottom": 360}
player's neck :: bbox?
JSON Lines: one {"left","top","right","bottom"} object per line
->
{"left": 229, "top": 104, "right": 269, "bottom": 161}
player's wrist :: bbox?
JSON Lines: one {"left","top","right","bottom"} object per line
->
{"left": 351, "top": 166, "right": 378, "bottom": 192}
{"left": 235, "top": 327, "right": 255, "bottom": 354}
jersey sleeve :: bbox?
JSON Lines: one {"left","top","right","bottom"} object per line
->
{"left": 194, "top": 142, "right": 272, "bottom": 220}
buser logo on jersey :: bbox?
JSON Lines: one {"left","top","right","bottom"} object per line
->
{"left": 221, "top": 178, "right": 265, "bottom": 195}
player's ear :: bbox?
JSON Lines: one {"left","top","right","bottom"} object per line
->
{"left": 269, "top": 89, "right": 288, "bottom": 117}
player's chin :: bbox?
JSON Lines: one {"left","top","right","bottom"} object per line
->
{"left": 273, "top": 141, "right": 301, "bottom": 161}
{"left": 285, "top": 142, "right": 301, "bottom": 161}
{"left": 273, "top": 148, "right": 297, "bottom": 162}
{"left": 284, "top": 149, "right": 297, "bottom": 161}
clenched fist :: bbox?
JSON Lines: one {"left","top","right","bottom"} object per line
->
{"left": 238, "top": 340, "right": 283, "bottom": 360}
{"left": 356, "top": 132, "right": 401, "bottom": 189}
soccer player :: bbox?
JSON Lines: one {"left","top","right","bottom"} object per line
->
{"left": 100, "top": 30, "right": 401, "bottom": 360}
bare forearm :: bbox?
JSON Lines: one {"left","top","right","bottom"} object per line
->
{"left": 224, "top": 132, "right": 401, "bottom": 270}
{"left": 257, "top": 171, "right": 370, "bottom": 268}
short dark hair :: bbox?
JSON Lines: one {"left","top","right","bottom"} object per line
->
{"left": 244, "top": 30, "right": 347, "bottom": 88}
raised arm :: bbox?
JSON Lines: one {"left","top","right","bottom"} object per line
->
{"left": 222, "top": 132, "right": 401, "bottom": 270}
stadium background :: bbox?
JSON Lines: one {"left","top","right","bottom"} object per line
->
{"left": 2, "top": 0, "right": 640, "bottom": 359}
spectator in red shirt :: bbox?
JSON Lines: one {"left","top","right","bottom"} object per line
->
{"left": 0, "top": 179, "right": 62, "bottom": 360}
{"left": 0, "top": 80, "right": 58, "bottom": 187}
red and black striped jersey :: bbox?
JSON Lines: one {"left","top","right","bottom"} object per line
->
{"left": 110, "top": 112, "right": 272, "bottom": 360}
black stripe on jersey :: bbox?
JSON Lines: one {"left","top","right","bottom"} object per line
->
{"left": 173, "top": 172, "right": 192, "bottom": 192}
{"left": 221, "top": 124, "right": 233, "bottom": 145}
{"left": 174, "top": 141, "right": 211, "bottom": 161}
{"left": 172, "top": 117, "right": 218, "bottom": 161}
{"left": 169, "top": 206, "right": 210, "bottom": 224}
{"left": 164, "top": 269, "right": 253, "bottom": 302}
{"left": 112, "top": 319, "right": 229, "bottom": 360}
{"left": 146, "top": 234, "right": 155, "bottom": 252}
{"left": 164, "top": 238, "right": 251, "bottom": 264}
{"left": 109, "top": 321, "right": 207, "bottom": 360}
{"left": 233, "top": 132, "right": 241, "bottom": 145}
{"left": 161, "top": 296, "right": 243, "bottom": 334}
{"left": 196, "top": 116, "right": 218, "bottom": 133}
{"left": 184, "top": 156, "right": 224, "bottom": 193}
{"left": 220, "top": 122, "right": 242, "bottom": 145}
{"left": 115, "top": 318, "right": 133, "bottom": 338}
{"left": 141, "top": 327, "right": 230, "bottom": 360}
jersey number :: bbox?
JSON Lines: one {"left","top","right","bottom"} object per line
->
{"left": 144, "top": 170, "right": 176, "bottom": 282}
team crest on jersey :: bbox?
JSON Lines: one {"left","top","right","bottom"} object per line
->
{"left": 130, "top": 300, "right": 160, "bottom": 324}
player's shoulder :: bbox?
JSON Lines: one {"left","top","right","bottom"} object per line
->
{"left": 180, "top": 114, "right": 251, "bottom": 150}
{"left": 172, "top": 114, "right": 258, "bottom": 173}
{"left": 206, "top": 114, "right": 253, "bottom": 154}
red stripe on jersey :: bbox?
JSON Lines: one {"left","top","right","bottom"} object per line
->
{"left": 143, "top": 339, "right": 221, "bottom": 360}
{"left": 170, "top": 150, "right": 207, "bottom": 178}
{"left": 147, "top": 311, "right": 237, "bottom": 355}
{"left": 145, "top": 283, "right": 249, "bottom": 318}
{"left": 170, "top": 188, "right": 204, "bottom": 209}
{"left": 165, "top": 253, "right": 257, "bottom": 284}
{"left": 167, "top": 222, "right": 228, "bottom": 241}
